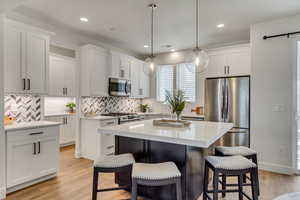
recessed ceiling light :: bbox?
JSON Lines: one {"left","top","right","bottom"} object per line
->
{"left": 144, "top": 45, "right": 149, "bottom": 48}
{"left": 80, "top": 17, "right": 89, "bottom": 22}
{"left": 171, "top": 49, "right": 175, "bottom": 52}
{"left": 217, "top": 24, "right": 225, "bottom": 28}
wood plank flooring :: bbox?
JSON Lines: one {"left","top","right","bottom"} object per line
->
{"left": 6, "top": 145, "right": 300, "bottom": 200}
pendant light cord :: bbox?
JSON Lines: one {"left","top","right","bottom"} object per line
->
{"left": 196, "top": 0, "right": 199, "bottom": 49}
{"left": 151, "top": 4, "right": 154, "bottom": 58}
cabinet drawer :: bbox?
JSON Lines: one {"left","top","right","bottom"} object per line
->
{"left": 100, "top": 119, "right": 118, "bottom": 127}
{"left": 7, "top": 126, "right": 59, "bottom": 142}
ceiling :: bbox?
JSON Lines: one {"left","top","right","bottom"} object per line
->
{"left": 12, "top": 0, "right": 300, "bottom": 55}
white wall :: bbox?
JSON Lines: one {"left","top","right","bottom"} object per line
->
{"left": 250, "top": 15, "right": 300, "bottom": 174}
{"left": 0, "top": 14, "right": 5, "bottom": 199}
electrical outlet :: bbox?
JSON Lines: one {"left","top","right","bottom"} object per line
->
{"left": 272, "top": 104, "right": 285, "bottom": 112}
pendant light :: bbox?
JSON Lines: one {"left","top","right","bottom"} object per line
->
{"left": 145, "top": 3, "right": 157, "bottom": 73}
{"left": 186, "top": 0, "right": 209, "bottom": 73}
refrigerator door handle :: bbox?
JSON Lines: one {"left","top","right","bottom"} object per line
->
{"left": 221, "top": 80, "right": 226, "bottom": 121}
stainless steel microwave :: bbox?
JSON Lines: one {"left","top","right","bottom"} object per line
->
{"left": 108, "top": 78, "right": 131, "bottom": 96}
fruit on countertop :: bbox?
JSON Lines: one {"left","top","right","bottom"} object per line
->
{"left": 4, "top": 115, "right": 16, "bottom": 125}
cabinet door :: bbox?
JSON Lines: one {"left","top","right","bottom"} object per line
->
{"left": 26, "top": 32, "right": 49, "bottom": 94}
{"left": 205, "top": 52, "right": 227, "bottom": 78}
{"left": 140, "top": 63, "right": 150, "bottom": 98}
{"left": 110, "top": 51, "right": 121, "bottom": 78}
{"left": 35, "top": 135, "right": 59, "bottom": 178}
{"left": 63, "top": 58, "right": 76, "bottom": 96}
{"left": 130, "top": 60, "right": 140, "bottom": 98}
{"left": 4, "top": 25, "right": 26, "bottom": 94}
{"left": 80, "top": 120, "right": 100, "bottom": 160}
{"left": 120, "top": 55, "right": 130, "bottom": 79}
{"left": 226, "top": 47, "right": 251, "bottom": 76}
{"left": 90, "top": 49, "right": 108, "bottom": 96}
{"left": 6, "top": 139, "right": 35, "bottom": 187}
{"left": 65, "top": 116, "right": 76, "bottom": 144}
{"left": 49, "top": 56, "right": 65, "bottom": 96}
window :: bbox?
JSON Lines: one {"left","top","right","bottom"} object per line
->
{"left": 156, "top": 63, "right": 196, "bottom": 102}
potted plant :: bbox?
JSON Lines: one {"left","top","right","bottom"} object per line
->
{"left": 141, "top": 104, "right": 149, "bottom": 113}
{"left": 66, "top": 102, "right": 76, "bottom": 113}
{"left": 165, "top": 90, "right": 186, "bottom": 121}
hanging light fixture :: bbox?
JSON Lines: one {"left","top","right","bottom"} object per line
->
{"left": 186, "top": 0, "right": 209, "bottom": 73}
{"left": 145, "top": 3, "right": 157, "bottom": 73}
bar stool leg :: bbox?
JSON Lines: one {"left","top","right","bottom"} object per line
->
{"left": 213, "top": 171, "right": 219, "bottom": 200}
{"left": 92, "top": 168, "right": 99, "bottom": 200}
{"left": 250, "top": 169, "right": 259, "bottom": 200}
{"left": 252, "top": 155, "right": 260, "bottom": 196}
{"left": 203, "top": 162, "right": 209, "bottom": 200}
{"left": 221, "top": 174, "right": 226, "bottom": 197}
{"left": 238, "top": 174, "right": 243, "bottom": 200}
{"left": 176, "top": 178, "right": 182, "bottom": 200}
{"left": 131, "top": 179, "right": 137, "bottom": 200}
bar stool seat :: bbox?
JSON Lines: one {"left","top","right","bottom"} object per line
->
{"left": 132, "top": 162, "right": 181, "bottom": 180}
{"left": 206, "top": 155, "right": 256, "bottom": 170}
{"left": 94, "top": 153, "right": 135, "bottom": 168}
{"left": 131, "top": 162, "right": 182, "bottom": 200}
{"left": 92, "top": 153, "right": 135, "bottom": 200}
{"left": 215, "top": 146, "right": 257, "bottom": 156}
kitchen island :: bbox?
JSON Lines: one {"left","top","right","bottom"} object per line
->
{"left": 98, "top": 119, "right": 233, "bottom": 200}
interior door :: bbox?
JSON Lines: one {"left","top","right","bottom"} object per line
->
{"left": 224, "top": 77, "right": 250, "bottom": 128}
{"left": 26, "top": 32, "right": 49, "bottom": 94}
{"left": 205, "top": 78, "right": 225, "bottom": 122}
{"left": 4, "top": 25, "right": 26, "bottom": 94}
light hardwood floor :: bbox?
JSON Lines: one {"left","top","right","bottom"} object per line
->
{"left": 6, "top": 145, "right": 300, "bottom": 200}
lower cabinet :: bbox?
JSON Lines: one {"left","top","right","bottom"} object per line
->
{"left": 6, "top": 126, "right": 60, "bottom": 189}
{"left": 81, "top": 118, "right": 118, "bottom": 160}
{"left": 45, "top": 115, "right": 76, "bottom": 146}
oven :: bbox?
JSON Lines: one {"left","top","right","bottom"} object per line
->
{"left": 108, "top": 78, "right": 131, "bottom": 96}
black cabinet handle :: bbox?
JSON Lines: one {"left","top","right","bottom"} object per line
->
{"left": 65, "top": 117, "right": 68, "bottom": 124}
{"left": 29, "top": 132, "right": 44, "bottom": 135}
{"left": 65, "top": 88, "right": 68, "bottom": 95}
{"left": 27, "top": 79, "right": 31, "bottom": 90}
{"left": 33, "top": 142, "right": 36, "bottom": 155}
{"left": 228, "top": 66, "right": 230, "bottom": 74}
{"left": 22, "top": 78, "right": 26, "bottom": 90}
{"left": 38, "top": 141, "right": 41, "bottom": 154}
{"left": 224, "top": 66, "right": 227, "bottom": 74}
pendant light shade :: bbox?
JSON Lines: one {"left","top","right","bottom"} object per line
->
{"left": 145, "top": 3, "right": 157, "bottom": 75}
{"left": 186, "top": 0, "right": 209, "bottom": 73}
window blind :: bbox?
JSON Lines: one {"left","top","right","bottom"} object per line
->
{"left": 156, "top": 65, "right": 174, "bottom": 102}
{"left": 176, "top": 63, "right": 196, "bottom": 102}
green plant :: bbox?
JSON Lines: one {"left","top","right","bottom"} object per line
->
{"left": 165, "top": 90, "right": 186, "bottom": 120}
{"left": 66, "top": 102, "right": 76, "bottom": 112}
{"left": 141, "top": 104, "right": 149, "bottom": 113}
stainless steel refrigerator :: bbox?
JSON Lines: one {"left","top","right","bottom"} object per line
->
{"left": 205, "top": 76, "right": 250, "bottom": 147}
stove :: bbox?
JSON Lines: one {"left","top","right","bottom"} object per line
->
{"left": 101, "top": 113, "right": 143, "bottom": 124}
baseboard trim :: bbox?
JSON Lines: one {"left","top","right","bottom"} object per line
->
{"left": 0, "top": 187, "right": 6, "bottom": 200}
{"left": 60, "top": 141, "right": 75, "bottom": 147}
{"left": 259, "top": 161, "right": 295, "bottom": 175}
{"left": 6, "top": 173, "right": 57, "bottom": 194}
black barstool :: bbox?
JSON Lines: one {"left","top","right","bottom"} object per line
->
{"left": 215, "top": 146, "right": 260, "bottom": 196}
{"left": 92, "top": 153, "right": 135, "bottom": 200}
{"left": 203, "top": 155, "right": 259, "bottom": 200}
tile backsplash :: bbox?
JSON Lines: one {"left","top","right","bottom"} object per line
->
{"left": 5, "top": 95, "right": 41, "bottom": 122}
{"left": 81, "top": 96, "right": 141, "bottom": 114}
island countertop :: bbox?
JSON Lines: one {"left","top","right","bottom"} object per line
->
{"left": 98, "top": 119, "right": 233, "bottom": 148}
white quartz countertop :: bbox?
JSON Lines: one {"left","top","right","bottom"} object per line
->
{"left": 98, "top": 119, "right": 233, "bottom": 148}
{"left": 5, "top": 121, "right": 62, "bottom": 131}
{"left": 81, "top": 115, "right": 119, "bottom": 121}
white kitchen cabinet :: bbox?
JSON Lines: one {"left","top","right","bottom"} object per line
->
{"left": 4, "top": 20, "right": 51, "bottom": 94}
{"left": 81, "top": 118, "right": 118, "bottom": 161}
{"left": 205, "top": 44, "right": 251, "bottom": 78}
{"left": 109, "top": 51, "right": 131, "bottom": 80}
{"left": 45, "top": 115, "right": 76, "bottom": 146}
{"left": 6, "top": 126, "right": 59, "bottom": 189}
{"left": 81, "top": 45, "right": 109, "bottom": 96}
{"left": 130, "top": 58, "right": 150, "bottom": 98}
{"left": 49, "top": 55, "right": 76, "bottom": 96}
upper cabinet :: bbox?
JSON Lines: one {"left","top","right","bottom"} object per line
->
{"left": 205, "top": 44, "right": 251, "bottom": 78}
{"left": 49, "top": 55, "right": 76, "bottom": 97}
{"left": 81, "top": 45, "right": 109, "bottom": 97}
{"left": 4, "top": 20, "right": 51, "bottom": 94}
{"left": 130, "top": 58, "right": 150, "bottom": 98}
{"left": 109, "top": 51, "right": 131, "bottom": 80}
